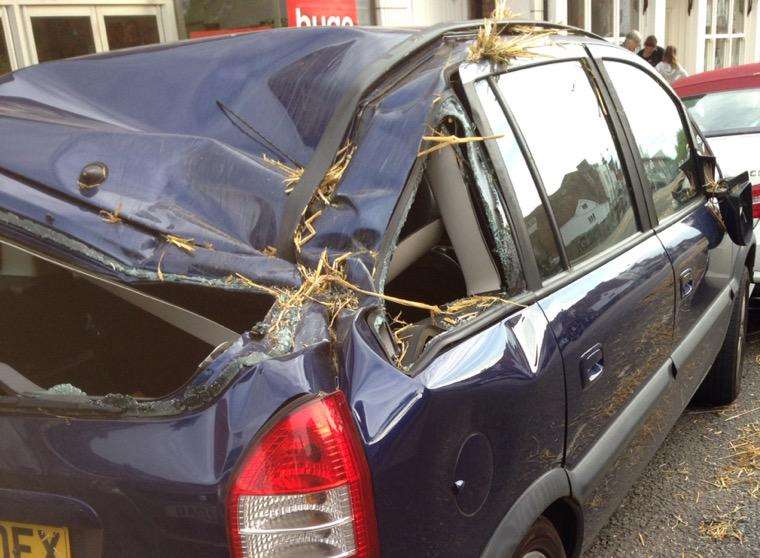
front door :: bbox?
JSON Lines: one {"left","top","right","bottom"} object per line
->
{"left": 600, "top": 53, "right": 736, "bottom": 403}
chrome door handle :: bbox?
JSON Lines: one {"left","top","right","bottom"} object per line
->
{"left": 580, "top": 343, "right": 604, "bottom": 387}
{"left": 680, "top": 268, "right": 694, "bottom": 299}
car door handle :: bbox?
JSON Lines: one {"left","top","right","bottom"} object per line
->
{"left": 580, "top": 343, "right": 604, "bottom": 387}
{"left": 680, "top": 268, "right": 694, "bottom": 299}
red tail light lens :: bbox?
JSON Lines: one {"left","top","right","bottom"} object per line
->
{"left": 752, "top": 184, "right": 760, "bottom": 219}
{"left": 227, "top": 391, "right": 379, "bottom": 558}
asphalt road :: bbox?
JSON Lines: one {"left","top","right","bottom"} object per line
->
{"left": 586, "top": 313, "right": 760, "bottom": 557}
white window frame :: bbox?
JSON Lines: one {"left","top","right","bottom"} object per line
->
{"left": 704, "top": 0, "right": 747, "bottom": 69}
{"left": 21, "top": 4, "right": 103, "bottom": 65}
{"left": 569, "top": 0, "right": 642, "bottom": 42}
{"left": 0, "top": 1, "right": 178, "bottom": 69}
{"left": 0, "top": 6, "right": 18, "bottom": 71}
{"left": 96, "top": 4, "right": 165, "bottom": 51}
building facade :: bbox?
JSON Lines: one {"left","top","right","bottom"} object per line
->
{"left": 0, "top": 0, "right": 756, "bottom": 75}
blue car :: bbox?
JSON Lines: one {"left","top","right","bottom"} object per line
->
{"left": 0, "top": 19, "right": 754, "bottom": 558}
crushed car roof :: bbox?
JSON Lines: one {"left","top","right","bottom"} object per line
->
{"left": 0, "top": 22, "right": 602, "bottom": 291}
{"left": 0, "top": 26, "right": 413, "bottom": 286}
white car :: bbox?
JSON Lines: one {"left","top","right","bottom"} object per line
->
{"left": 676, "top": 67, "right": 760, "bottom": 283}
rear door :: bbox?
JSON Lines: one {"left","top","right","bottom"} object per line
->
{"left": 595, "top": 48, "right": 736, "bottom": 403}
{"left": 469, "top": 54, "right": 678, "bottom": 542}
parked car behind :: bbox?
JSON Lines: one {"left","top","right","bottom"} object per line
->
{"left": 674, "top": 63, "right": 760, "bottom": 282}
{"left": 0, "top": 20, "right": 754, "bottom": 558}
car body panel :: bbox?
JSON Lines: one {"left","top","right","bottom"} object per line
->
{"left": 342, "top": 305, "right": 565, "bottom": 557}
{"left": 0, "top": 342, "right": 336, "bottom": 557}
{"left": 657, "top": 203, "right": 735, "bottom": 400}
{"left": 538, "top": 235, "right": 675, "bottom": 540}
{"left": 672, "top": 62, "right": 760, "bottom": 98}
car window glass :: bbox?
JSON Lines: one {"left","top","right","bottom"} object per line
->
{"left": 604, "top": 61, "right": 698, "bottom": 221}
{"left": 682, "top": 88, "right": 760, "bottom": 135}
{"left": 494, "top": 61, "right": 638, "bottom": 266}
{"left": 474, "top": 79, "right": 563, "bottom": 278}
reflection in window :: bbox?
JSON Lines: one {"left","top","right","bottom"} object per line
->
{"left": 567, "top": 0, "right": 585, "bottom": 28}
{"left": 733, "top": 0, "right": 745, "bottom": 32}
{"left": 31, "top": 16, "right": 96, "bottom": 62}
{"left": 619, "top": 0, "right": 639, "bottom": 35}
{"left": 731, "top": 37, "right": 744, "bottom": 66}
{"left": 716, "top": 0, "right": 729, "bottom": 33}
{"left": 495, "top": 62, "right": 638, "bottom": 265}
{"left": 715, "top": 38, "right": 729, "bottom": 69}
{"left": 0, "top": 24, "right": 10, "bottom": 75}
{"left": 592, "top": 0, "right": 614, "bottom": 37}
{"left": 105, "top": 16, "right": 160, "bottom": 50}
{"left": 605, "top": 61, "right": 696, "bottom": 221}
{"left": 475, "top": 80, "right": 563, "bottom": 278}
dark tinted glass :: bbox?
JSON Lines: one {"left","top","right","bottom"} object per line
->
{"left": 31, "top": 16, "right": 96, "bottom": 62}
{"left": 0, "top": 24, "right": 10, "bottom": 74}
{"left": 605, "top": 61, "right": 697, "bottom": 220}
{"left": 105, "top": 15, "right": 160, "bottom": 50}
{"left": 495, "top": 62, "right": 638, "bottom": 265}
{"left": 475, "top": 79, "right": 563, "bottom": 278}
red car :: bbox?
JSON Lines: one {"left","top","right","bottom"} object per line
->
{"left": 675, "top": 63, "right": 760, "bottom": 282}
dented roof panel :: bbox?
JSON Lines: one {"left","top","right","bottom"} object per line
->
{"left": 0, "top": 27, "right": 413, "bottom": 286}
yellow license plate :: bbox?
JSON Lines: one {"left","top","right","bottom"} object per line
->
{"left": 0, "top": 520, "right": 70, "bottom": 558}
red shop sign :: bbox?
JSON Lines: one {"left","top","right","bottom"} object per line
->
{"left": 287, "top": 0, "right": 357, "bottom": 27}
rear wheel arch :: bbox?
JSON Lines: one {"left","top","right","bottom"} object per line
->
{"left": 480, "top": 469, "right": 579, "bottom": 558}
{"left": 542, "top": 498, "right": 583, "bottom": 558}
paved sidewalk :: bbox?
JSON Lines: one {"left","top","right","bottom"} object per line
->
{"left": 587, "top": 315, "right": 760, "bottom": 557}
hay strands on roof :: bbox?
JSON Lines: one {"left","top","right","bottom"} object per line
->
{"left": 418, "top": 130, "right": 504, "bottom": 158}
{"left": 292, "top": 143, "right": 356, "bottom": 252}
{"left": 468, "top": 15, "right": 556, "bottom": 65}
{"left": 261, "top": 154, "right": 304, "bottom": 193}
{"left": 163, "top": 234, "right": 214, "bottom": 254}
{"left": 314, "top": 143, "right": 355, "bottom": 205}
{"left": 99, "top": 202, "right": 123, "bottom": 224}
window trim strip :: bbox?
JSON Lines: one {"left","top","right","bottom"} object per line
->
{"left": 487, "top": 75, "right": 571, "bottom": 271}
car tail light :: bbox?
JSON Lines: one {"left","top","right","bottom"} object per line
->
{"left": 227, "top": 392, "right": 379, "bottom": 558}
{"left": 752, "top": 184, "right": 760, "bottom": 219}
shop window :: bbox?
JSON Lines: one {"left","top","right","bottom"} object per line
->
{"left": 104, "top": 15, "right": 160, "bottom": 50}
{"left": 592, "top": 0, "right": 614, "bottom": 37}
{"left": 704, "top": 0, "right": 746, "bottom": 70}
{"left": 31, "top": 16, "right": 96, "bottom": 63}
{"left": 182, "top": 1, "right": 281, "bottom": 38}
{"left": 567, "top": 0, "right": 640, "bottom": 41}
{"left": 0, "top": 19, "right": 11, "bottom": 75}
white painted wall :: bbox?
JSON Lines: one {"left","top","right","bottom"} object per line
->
{"left": 375, "top": 0, "right": 469, "bottom": 26}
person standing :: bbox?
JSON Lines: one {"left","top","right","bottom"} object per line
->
{"left": 638, "top": 35, "right": 664, "bottom": 67}
{"left": 656, "top": 46, "right": 689, "bottom": 84}
{"left": 622, "top": 30, "right": 642, "bottom": 52}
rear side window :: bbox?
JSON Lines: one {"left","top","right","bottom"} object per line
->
{"left": 474, "top": 80, "right": 563, "bottom": 278}
{"left": 493, "top": 61, "right": 638, "bottom": 266}
{"left": 604, "top": 61, "right": 697, "bottom": 221}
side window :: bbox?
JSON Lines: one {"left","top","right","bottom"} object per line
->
{"left": 604, "top": 61, "right": 698, "bottom": 221}
{"left": 492, "top": 61, "right": 638, "bottom": 267}
{"left": 474, "top": 80, "right": 563, "bottom": 278}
